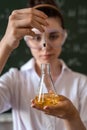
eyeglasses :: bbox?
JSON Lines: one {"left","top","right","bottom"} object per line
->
{"left": 24, "top": 29, "right": 67, "bottom": 50}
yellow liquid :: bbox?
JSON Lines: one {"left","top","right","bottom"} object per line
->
{"left": 34, "top": 93, "right": 63, "bottom": 108}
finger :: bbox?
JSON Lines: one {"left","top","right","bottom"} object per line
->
{"left": 44, "top": 108, "right": 59, "bottom": 117}
{"left": 12, "top": 28, "right": 36, "bottom": 40}
{"left": 31, "top": 99, "right": 43, "bottom": 110}
{"left": 44, "top": 111, "right": 57, "bottom": 117}
{"left": 13, "top": 17, "right": 48, "bottom": 28}
{"left": 19, "top": 8, "right": 48, "bottom": 19}
{"left": 33, "top": 8, "right": 48, "bottom": 19}
{"left": 44, "top": 106, "right": 65, "bottom": 118}
{"left": 45, "top": 112, "right": 65, "bottom": 119}
{"left": 42, "top": 95, "right": 69, "bottom": 111}
{"left": 31, "top": 103, "right": 44, "bottom": 111}
{"left": 31, "top": 99, "right": 34, "bottom": 103}
{"left": 43, "top": 101, "right": 65, "bottom": 111}
{"left": 11, "top": 8, "right": 48, "bottom": 19}
{"left": 34, "top": 16, "right": 48, "bottom": 26}
{"left": 14, "top": 19, "right": 45, "bottom": 32}
{"left": 30, "top": 20, "right": 45, "bottom": 32}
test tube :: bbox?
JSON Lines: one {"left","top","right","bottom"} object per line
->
{"left": 42, "top": 32, "right": 46, "bottom": 48}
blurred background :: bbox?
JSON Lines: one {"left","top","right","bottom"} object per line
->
{"left": 0, "top": 0, "right": 87, "bottom": 129}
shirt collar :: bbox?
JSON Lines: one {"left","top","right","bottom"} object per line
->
{"left": 20, "top": 58, "right": 35, "bottom": 71}
{"left": 20, "top": 58, "right": 71, "bottom": 73}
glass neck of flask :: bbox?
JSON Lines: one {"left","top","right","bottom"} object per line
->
{"left": 41, "top": 63, "right": 56, "bottom": 94}
{"left": 41, "top": 63, "right": 50, "bottom": 75}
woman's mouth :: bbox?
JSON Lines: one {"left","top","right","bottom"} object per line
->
{"left": 40, "top": 54, "right": 52, "bottom": 59}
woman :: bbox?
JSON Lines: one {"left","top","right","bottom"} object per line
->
{"left": 0, "top": 0, "right": 87, "bottom": 130}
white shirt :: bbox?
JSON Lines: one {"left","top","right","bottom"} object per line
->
{"left": 0, "top": 58, "right": 87, "bottom": 130}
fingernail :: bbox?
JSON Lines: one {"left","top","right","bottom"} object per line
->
{"left": 44, "top": 106, "right": 49, "bottom": 109}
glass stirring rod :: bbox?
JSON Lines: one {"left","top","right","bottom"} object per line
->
{"left": 42, "top": 32, "right": 46, "bottom": 49}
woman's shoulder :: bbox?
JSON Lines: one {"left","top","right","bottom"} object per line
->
{"left": 61, "top": 59, "right": 87, "bottom": 82}
{"left": 0, "top": 67, "right": 20, "bottom": 81}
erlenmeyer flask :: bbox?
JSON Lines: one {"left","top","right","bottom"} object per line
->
{"left": 34, "top": 63, "right": 62, "bottom": 108}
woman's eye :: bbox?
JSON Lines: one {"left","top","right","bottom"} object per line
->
{"left": 49, "top": 35, "right": 59, "bottom": 40}
{"left": 34, "top": 35, "right": 41, "bottom": 41}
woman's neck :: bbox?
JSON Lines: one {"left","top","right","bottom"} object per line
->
{"left": 50, "top": 60, "right": 62, "bottom": 82}
{"left": 35, "top": 60, "right": 62, "bottom": 82}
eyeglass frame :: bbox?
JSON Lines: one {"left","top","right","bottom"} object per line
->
{"left": 24, "top": 28, "right": 67, "bottom": 50}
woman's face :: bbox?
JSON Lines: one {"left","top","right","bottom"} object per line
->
{"left": 26, "top": 17, "right": 66, "bottom": 66}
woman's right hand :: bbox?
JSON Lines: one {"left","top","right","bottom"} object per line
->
{"left": 1, "top": 8, "right": 48, "bottom": 50}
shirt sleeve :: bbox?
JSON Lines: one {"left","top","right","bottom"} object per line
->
{"left": 0, "top": 68, "right": 19, "bottom": 113}
{"left": 79, "top": 75, "right": 87, "bottom": 129}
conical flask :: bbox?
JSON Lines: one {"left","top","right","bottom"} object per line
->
{"left": 34, "top": 63, "right": 61, "bottom": 108}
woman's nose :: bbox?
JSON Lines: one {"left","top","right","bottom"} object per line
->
{"left": 42, "top": 40, "right": 52, "bottom": 50}
{"left": 43, "top": 43, "right": 46, "bottom": 47}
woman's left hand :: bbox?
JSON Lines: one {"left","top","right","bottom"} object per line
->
{"left": 31, "top": 95, "right": 79, "bottom": 120}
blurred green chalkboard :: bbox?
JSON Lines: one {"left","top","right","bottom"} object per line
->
{"left": 0, "top": 0, "right": 87, "bottom": 75}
